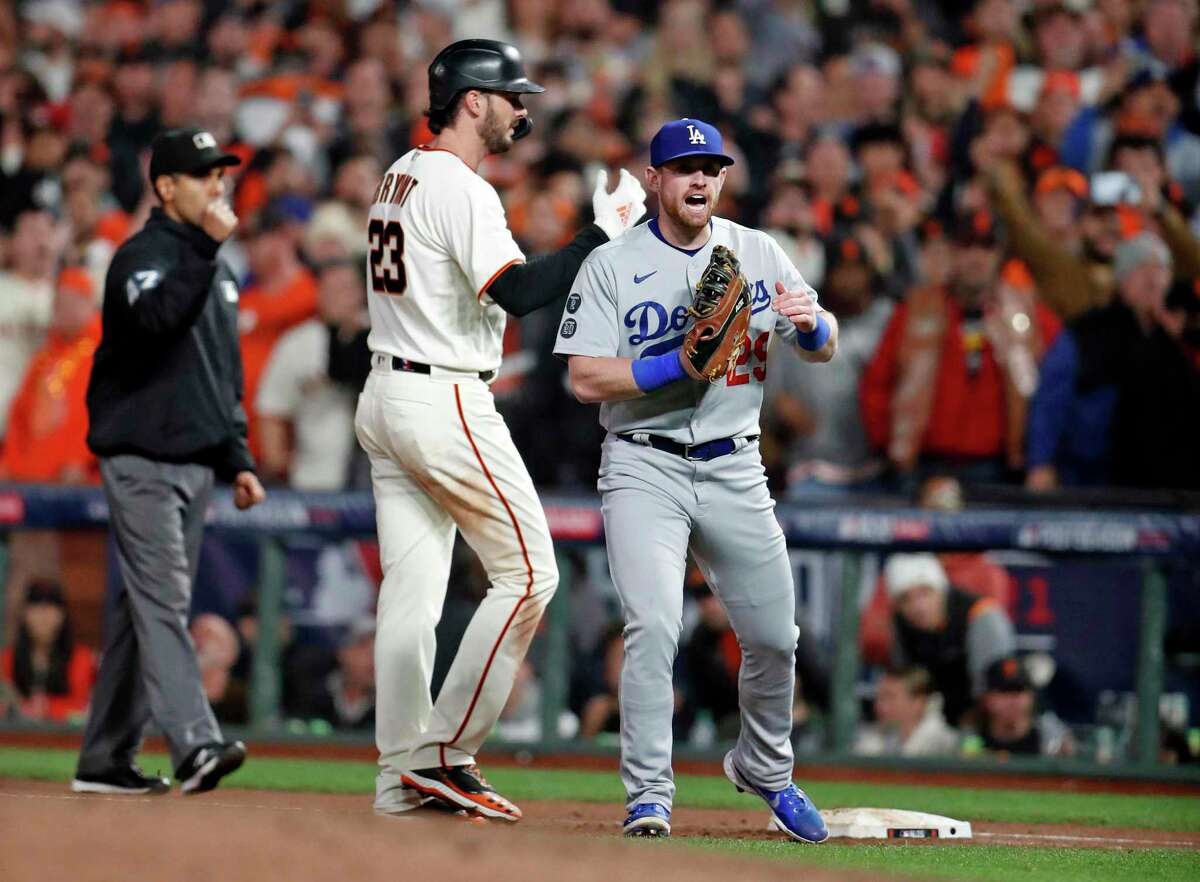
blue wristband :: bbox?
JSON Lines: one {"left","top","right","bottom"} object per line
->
{"left": 795, "top": 314, "right": 831, "bottom": 351}
{"left": 631, "top": 351, "right": 688, "bottom": 392}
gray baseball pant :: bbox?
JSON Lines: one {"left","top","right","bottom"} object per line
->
{"left": 597, "top": 436, "right": 800, "bottom": 811}
{"left": 77, "top": 455, "right": 223, "bottom": 774}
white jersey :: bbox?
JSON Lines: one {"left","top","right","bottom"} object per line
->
{"left": 365, "top": 146, "right": 524, "bottom": 372}
{"left": 553, "top": 216, "right": 817, "bottom": 444}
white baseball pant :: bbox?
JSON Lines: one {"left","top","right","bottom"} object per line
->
{"left": 354, "top": 362, "right": 557, "bottom": 814}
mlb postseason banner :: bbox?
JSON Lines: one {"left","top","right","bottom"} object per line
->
{"left": 776, "top": 507, "right": 1200, "bottom": 556}
{"left": 1, "top": 484, "right": 1198, "bottom": 556}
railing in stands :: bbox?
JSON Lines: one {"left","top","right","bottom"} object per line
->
{"left": 1, "top": 483, "right": 1196, "bottom": 776}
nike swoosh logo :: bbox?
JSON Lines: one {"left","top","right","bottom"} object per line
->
{"left": 633, "top": 271, "right": 658, "bottom": 284}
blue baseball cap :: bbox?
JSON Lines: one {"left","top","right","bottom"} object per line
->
{"left": 650, "top": 118, "right": 735, "bottom": 168}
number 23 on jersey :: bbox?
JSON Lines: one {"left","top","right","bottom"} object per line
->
{"left": 368, "top": 219, "right": 406, "bottom": 295}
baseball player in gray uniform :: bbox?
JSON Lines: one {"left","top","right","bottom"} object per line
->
{"left": 554, "top": 119, "right": 838, "bottom": 841}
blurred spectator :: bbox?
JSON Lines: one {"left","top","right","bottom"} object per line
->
{"left": 190, "top": 612, "right": 246, "bottom": 726}
{"left": 575, "top": 612, "right": 693, "bottom": 742}
{"left": 0, "top": 0, "right": 1192, "bottom": 516}
{"left": 804, "top": 135, "right": 855, "bottom": 238}
{"left": 681, "top": 574, "right": 741, "bottom": 741}
{"left": 760, "top": 161, "right": 825, "bottom": 285}
{"left": 237, "top": 202, "right": 318, "bottom": 459}
{"left": 982, "top": 154, "right": 1107, "bottom": 328}
{"left": 850, "top": 122, "right": 925, "bottom": 299}
{"left": 0, "top": 579, "right": 96, "bottom": 723}
{"left": 1027, "top": 233, "right": 1200, "bottom": 489}
{"left": 975, "top": 655, "right": 1075, "bottom": 757}
{"left": 327, "top": 57, "right": 409, "bottom": 172}
{"left": 304, "top": 154, "right": 381, "bottom": 263}
{"left": 860, "top": 475, "right": 1015, "bottom": 669}
{"left": 0, "top": 105, "right": 70, "bottom": 224}
{"left": 194, "top": 66, "right": 240, "bottom": 147}
{"left": 230, "top": 596, "right": 297, "bottom": 693}
{"left": 861, "top": 213, "right": 1061, "bottom": 485}
{"left": 1108, "top": 134, "right": 1200, "bottom": 280}
{"left": 763, "top": 233, "right": 892, "bottom": 497}
{"left": 256, "top": 260, "right": 363, "bottom": 490}
{"left": 0, "top": 267, "right": 99, "bottom": 483}
{"left": 107, "top": 48, "right": 161, "bottom": 212}
{"left": 850, "top": 43, "right": 903, "bottom": 126}
{"left": 0, "top": 209, "right": 60, "bottom": 440}
{"left": 495, "top": 659, "right": 544, "bottom": 743}
{"left": 764, "top": 64, "right": 825, "bottom": 157}
{"left": 986, "top": 149, "right": 1200, "bottom": 321}
{"left": 20, "top": 0, "right": 82, "bottom": 102}
{"left": 60, "top": 149, "right": 131, "bottom": 290}
{"left": 577, "top": 621, "right": 625, "bottom": 739}
{"left": 158, "top": 57, "right": 198, "bottom": 131}
{"left": 854, "top": 666, "right": 960, "bottom": 758}
{"left": 1155, "top": 0, "right": 1200, "bottom": 138}
{"left": 1090, "top": 67, "right": 1200, "bottom": 205}
{"left": 738, "top": 1, "right": 819, "bottom": 91}
{"left": 286, "top": 616, "right": 376, "bottom": 732}
{"left": 884, "top": 553, "right": 1016, "bottom": 726}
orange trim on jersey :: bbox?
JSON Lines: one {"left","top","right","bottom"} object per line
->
{"left": 415, "top": 143, "right": 475, "bottom": 174}
{"left": 441, "top": 385, "right": 535, "bottom": 765}
{"left": 968, "top": 596, "right": 1000, "bottom": 623}
{"left": 477, "top": 258, "right": 523, "bottom": 302}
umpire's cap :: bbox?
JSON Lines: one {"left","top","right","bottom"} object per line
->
{"left": 149, "top": 127, "right": 240, "bottom": 181}
{"left": 427, "top": 39, "right": 544, "bottom": 111}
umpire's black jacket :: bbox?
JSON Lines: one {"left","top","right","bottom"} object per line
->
{"left": 87, "top": 207, "right": 255, "bottom": 481}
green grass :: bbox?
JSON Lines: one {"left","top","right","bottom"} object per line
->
{"left": 686, "top": 840, "right": 1200, "bottom": 882}
{"left": 4, "top": 746, "right": 1197, "bottom": 882}
{"left": 3, "top": 746, "right": 1198, "bottom": 833}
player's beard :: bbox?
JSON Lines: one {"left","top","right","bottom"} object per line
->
{"left": 479, "top": 103, "right": 513, "bottom": 154}
{"left": 661, "top": 191, "right": 715, "bottom": 236}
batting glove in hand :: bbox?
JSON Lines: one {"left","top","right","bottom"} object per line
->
{"left": 592, "top": 168, "right": 647, "bottom": 240}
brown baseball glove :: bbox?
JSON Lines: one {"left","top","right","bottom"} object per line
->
{"left": 681, "top": 244, "right": 752, "bottom": 383}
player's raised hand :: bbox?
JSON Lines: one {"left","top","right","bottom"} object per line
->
{"left": 592, "top": 168, "right": 647, "bottom": 240}
{"left": 772, "top": 280, "right": 818, "bottom": 332}
{"left": 202, "top": 199, "right": 239, "bottom": 243}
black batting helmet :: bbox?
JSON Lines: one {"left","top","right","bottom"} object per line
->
{"left": 427, "top": 39, "right": 544, "bottom": 139}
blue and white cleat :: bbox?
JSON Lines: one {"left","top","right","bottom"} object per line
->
{"left": 723, "top": 751, "right": 828, "bottom": 843}
{"left": 623, "top": 802, "right": 671, "bottom": 838}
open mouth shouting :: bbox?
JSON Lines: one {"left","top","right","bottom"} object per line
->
{"left": 681, "top": 189, "right": 711, "bottom": 221}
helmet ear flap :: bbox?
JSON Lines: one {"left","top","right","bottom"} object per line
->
{"left": 512, "top": 117, "right": 533, "bottom": 140}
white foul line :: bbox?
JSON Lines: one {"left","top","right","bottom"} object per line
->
{"left": 0, "top": 789, "right": 362, "bottom": 815}
{"left": 977, "top": 830, "right": 1198, "bottom": 848}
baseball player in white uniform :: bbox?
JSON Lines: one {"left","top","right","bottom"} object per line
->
{"left": 354, "top": 39, "right": 645, "bottom": 821}
{"left": 554, "top": 119, "right": 838, "bottom": 841}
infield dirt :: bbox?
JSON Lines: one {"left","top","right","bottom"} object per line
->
{"left": 3, "top": 779, "right": 1198, "bottom": 882}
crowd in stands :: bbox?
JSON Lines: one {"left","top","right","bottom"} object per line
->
{"left": 1, "top": 0, "right": 1199, "bottom": 758}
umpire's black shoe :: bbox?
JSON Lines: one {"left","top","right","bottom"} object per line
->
{"left": 71, "top": 765, "right": 171, "bottom": 795}
{"left": 175, "top": 740, "right": 247, "bottom": 795}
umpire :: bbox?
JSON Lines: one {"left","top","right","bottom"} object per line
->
{"left": 72, "top": 128, "right": 265, "bottom": 797}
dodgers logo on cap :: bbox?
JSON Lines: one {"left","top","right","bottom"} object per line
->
{"left": 650, "top": 119, "right": 735, "bottom": 168}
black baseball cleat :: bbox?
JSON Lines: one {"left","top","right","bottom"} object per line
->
{"left": 71, "top": 765, "right": 171, "bottom": 795}
{"left": 401, "top": 764, "right": 522, "bottom": 822}
{"left": 175, "top": 741, "right": 247, "bottom": 795}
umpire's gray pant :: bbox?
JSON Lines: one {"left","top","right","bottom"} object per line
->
{"left": 77, "top": 455, "right": 222, "bottom": 774}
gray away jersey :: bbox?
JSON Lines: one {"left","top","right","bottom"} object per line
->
{"left": 553, "top": 217, "right": 818, "bottom": 444}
